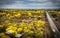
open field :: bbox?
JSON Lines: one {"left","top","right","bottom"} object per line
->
{"left": 0, "top": 9, "right": 60, "bottom": 38}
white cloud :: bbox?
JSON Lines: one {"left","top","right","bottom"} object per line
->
{"left": 1, "top": 1, "right": 54, "bottom": 8}
{"left": 27, "top": 2, "right": 54, "bottom": 7}
{"left": 0, "top": 0, "right": 60, "bottom": 9}
{"left": 1, "top": 1, "right": 27, "bottom": 9}
{"left": 28, "top": 0, "right": 49, "bottom": 2}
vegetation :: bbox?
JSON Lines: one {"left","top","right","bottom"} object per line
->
{"left": 0, "top": 9, "right": 45, "bottom": 38}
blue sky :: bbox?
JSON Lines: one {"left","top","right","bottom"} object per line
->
{"left": 0, "top": 0, "right": 60, "bottom": 9}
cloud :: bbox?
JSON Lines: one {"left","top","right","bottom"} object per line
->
{"left": 28, "top": 0, "right": 49, "bottom": 2}
{"left": 1, "top": 1, "right": 27, "bottom": 8}
{"left": 27, "top": 2, "right": 54, "bottom": 6}
{"left": 0, "top": 0, "right": 60, "bottom": 9}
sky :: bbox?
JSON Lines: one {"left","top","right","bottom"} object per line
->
{"left": 0, "top": 0, "right": 60, "bottom": 9}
